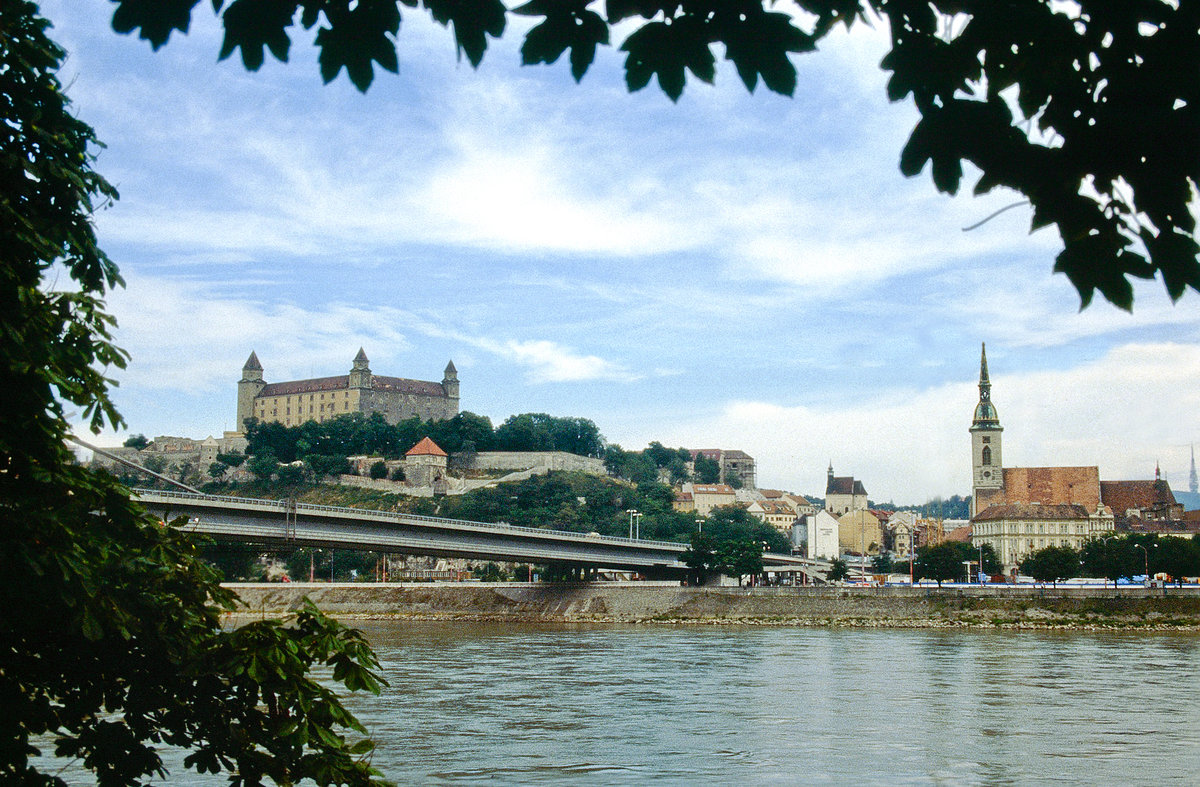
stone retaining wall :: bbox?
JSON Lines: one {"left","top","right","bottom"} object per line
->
{"left": 227, "top": 584, "right": 1200, "bottom": 629}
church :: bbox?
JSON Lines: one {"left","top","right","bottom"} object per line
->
{"left": 236, "top": 349, "right": 459, "bottom": 432}
{"left": 968, "top": 344, "right": 1183, "bottom": 571}
{"left": 968, "top": 344, "right": 1114, "bottom": 570}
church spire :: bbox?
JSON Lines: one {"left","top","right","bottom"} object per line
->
{"left": 972, "top": 343, "right": 1000, "bottom": 427}
{"left": 1190, "top": 445, "right": 1198, "bottom": 494}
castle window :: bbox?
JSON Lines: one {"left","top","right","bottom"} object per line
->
{"left": 981, "top": 446, "right": 992, "bottom": 466}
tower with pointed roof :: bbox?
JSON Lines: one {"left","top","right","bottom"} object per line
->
{"left": 970, "top": 343, "right": 1004, "bottom": 516}
{"left": 1190, "top": 445, "right": 1198, "bottom": 495}
{"left": 236, "top": 351, "right": 267, "bottom": 432}
{"left": 442, "top": 360, "right": 459, "bottom": 407}
{"left": 348, "top": 347, "right": 372, "bottom": 389}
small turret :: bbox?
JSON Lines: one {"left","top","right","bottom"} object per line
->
{"left": 349, "top": 347, "right": 372, "bottom": 389}
{"left": 236, "top": 351, "right": 267, "bottom": 433}
{"left": 441, "top": 360, "right": 460, "bottom": 414}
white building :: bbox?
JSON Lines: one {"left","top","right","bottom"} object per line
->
{"left": 795, "top": 510, "right": 840, "bottom": 560}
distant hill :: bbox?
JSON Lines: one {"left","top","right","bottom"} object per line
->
{"left": 1172, "top": 490, "right": 1200, "bottom": 512}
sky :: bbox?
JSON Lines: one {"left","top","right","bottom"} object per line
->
{"left": 44, "top": 2, "right": 1200, "bottom": 505}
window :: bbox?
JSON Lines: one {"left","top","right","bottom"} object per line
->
{"left": 981, "top": 446, "right": 992, "bottom": 466}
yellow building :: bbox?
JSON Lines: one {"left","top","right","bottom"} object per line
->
{"left": 838, "top": 509, "right": 884, "bottom": 555}
{"left": 237, "top": 349, "right": 459, "bottom": 432}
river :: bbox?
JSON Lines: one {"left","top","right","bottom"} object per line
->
{"left": 37, "top": 622, "right": 1200, "bottom": 784}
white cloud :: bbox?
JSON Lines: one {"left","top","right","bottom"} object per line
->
{"left": 104, "top": 274, "right": 634, "bottom": 393}
{"left": 640, "top": 342, "right": 1200, "bottom": 504}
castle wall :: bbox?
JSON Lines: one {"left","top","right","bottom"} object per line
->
{"left": 361, "top": 388, "right": 455, "bottom": 424}
{"left": 464, "top": 451, "right": 606, "bottom": 476}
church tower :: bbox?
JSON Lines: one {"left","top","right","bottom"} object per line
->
{"left": 236, "top": 351, "right": 266, "bottom": 433}
{"left": 349, "top": 347, "right": 373, "bottom": 389}
{"left": 970, "top": 343, "right": 1003, "bottom": 516}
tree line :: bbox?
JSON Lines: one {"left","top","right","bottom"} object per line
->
{"left": 903, "top": 534, "right": 1200, "bottom": 586}
{"left": 1021, "top": 534, "right": 1200, "bottom": 587}
{"left": 243, "top": 410, "right": 604, "bottom": 463}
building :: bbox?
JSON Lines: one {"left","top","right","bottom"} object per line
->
{"left": 689, "top": 483, "right": 739, "bottom": 516}
{"left": 237, "top": 349, "right": 458, "bottom": 432}
{"left": 825, "top": 464, "right": 867, "bottom": 515}
{"left": 690, "top": 449, "right": 757, "bottom": 489}
{"left": 794, "top": 510, "right": 840, "bottom": 560}
{"left": 747, "top": 499, "right": 800, "bottom": 537}
{"left": 967, "top": 344, "right": 1116, "bottom": 570}
{"left": 405, "top": 436, "right": 449, "bottom": 491}
{"left": 838, "top": 509, "right": 884, "bottom": 555}
{"left": 972, "top": 504, "right": 1110, "bottom": 569}
{"left": 1100, "top": 471, "right": 1185, "bottom": 529}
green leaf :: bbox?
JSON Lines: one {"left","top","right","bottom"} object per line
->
{"left": 111, "top": 0, "right": 203, "bottom": 49}
{"left": 423, "top": 0, "right": 507, "bottom": 67}
{"left": 219, "top": 0, "right": 298, "bottom": 69}
{"left": 315, "top": 0, "right": 402, "bottom": 90}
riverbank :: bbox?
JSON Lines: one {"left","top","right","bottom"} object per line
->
{"left": 226, "top": 583, "right": 1200, "bottom": 630}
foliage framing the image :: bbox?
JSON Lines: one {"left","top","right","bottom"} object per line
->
{"left": 0, "top": 3, "right": 387, "bottom": 783}
{"left": 106, "top": 0, "right": 1199, "bottom": 311}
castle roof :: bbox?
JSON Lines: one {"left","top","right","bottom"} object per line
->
{"left": 444, "top": 360, "right": 457, "bottom": 375}
{"left": 258, "top": 374, "right": 446, "bottom": 398}
{"left": 406, "top": 437, "right": 447, "bottom": 457}
{"left": 243, "top": 351, "right": 262, "bottom": 371}
{"left": 354, "top": 347, "right": 369, "bottom": 363}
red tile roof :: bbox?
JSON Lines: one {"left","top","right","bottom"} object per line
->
{"left": 258, "top": 374, "right": 447, "bottom": 398}
{"left": 995, "top": 467, "right": 1101, "bottom": 509}
{"left": 1100, "top": 480, "right": 1177, "bottom": 515}
{"left": 972, "top": 503, "right": 1091, "bottom": 521}
{"left": 406, "top": 437, "right": 447, "bottom": 457}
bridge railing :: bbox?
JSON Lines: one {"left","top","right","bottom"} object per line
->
{"left": 132, "top": 488, "right": 684, "bottom": 549}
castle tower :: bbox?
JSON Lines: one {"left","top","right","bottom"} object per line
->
{"left": 442, "top": 360, "right": 460, "bottom": 406}
{"left": 236, "top": 351, "right": 266, "bottom": 433}
{"left": 349, "top": 347, "right": 372, "bottom": 389}
{"left": 1190, "top": 445, "right": 1197, "bottom": 495}
{"left": 970, "top": 343, "right": 1003, "bottom": 516}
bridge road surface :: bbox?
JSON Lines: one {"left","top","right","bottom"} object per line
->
{"left": 133, "top": 489, "right": 823, "bottom": 577}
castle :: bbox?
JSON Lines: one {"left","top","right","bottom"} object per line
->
{"left": 236, "top": 349, "right": 459, "bottom": 432}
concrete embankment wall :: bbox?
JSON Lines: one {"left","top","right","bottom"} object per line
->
{"left": 227, "top": 583, "right": 1200, "bottom": 629}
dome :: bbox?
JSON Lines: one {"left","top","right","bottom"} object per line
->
{"left": 974, "top": 400, "right": 999, "bottom": 425}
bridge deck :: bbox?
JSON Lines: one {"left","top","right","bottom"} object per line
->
{"left": 133, "top": 489, "right": 824, "bottom": 575}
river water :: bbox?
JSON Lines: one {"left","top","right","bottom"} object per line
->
{"left": 38, "top": 622, "right": 1200, "bottom": 784}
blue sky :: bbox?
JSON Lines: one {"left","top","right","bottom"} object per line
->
{"left": 47, "top": 2, "right": 1200, "bottom": 504}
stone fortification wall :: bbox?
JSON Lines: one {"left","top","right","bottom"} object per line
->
{"left": 361, "top": 387, "right": 455, "bottom": 424}
{"left": 334, "top": 474, "right": 496, "bottom": 497}
{"left": 227, "top": 584, "right": 1200, "bottom": 629}
{"left": 465, "top": 452, "right": 605, "bottom": 476}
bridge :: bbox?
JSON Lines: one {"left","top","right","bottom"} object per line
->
{"left": 133, "top": 489, "right": 824, "bottom": 579}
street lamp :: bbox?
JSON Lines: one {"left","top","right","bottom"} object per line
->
{"left": 696, "top": 518, "right": 704, "bottom": 534}
{"left": 626, "top": 509, "right": 638, "bottom": 539}
{"left": 1134, "top": 543, "right": 1149, "bottom": 581}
